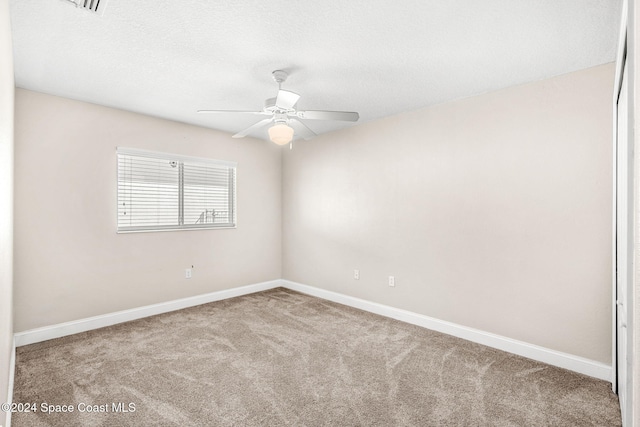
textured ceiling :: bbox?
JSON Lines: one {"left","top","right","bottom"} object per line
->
{"left": 10, "top": 0, "right": 622, "bottom": 141}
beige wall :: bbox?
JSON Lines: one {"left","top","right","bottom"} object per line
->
{"left": 0, "top": 0, "right": 12, "bottom": 424}
{"left": 283, "top": 63, "right": 614, "bottom": 364}
{"left": 13, "top": 89, "right": 282, "bottom": 332}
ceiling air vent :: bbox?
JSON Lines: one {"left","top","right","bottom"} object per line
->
{"left": 62, "top": 0, "right": 108, "bottom": 16}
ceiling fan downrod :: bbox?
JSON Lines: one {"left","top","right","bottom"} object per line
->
{"left": 272, "top": 70, "right": 288, "bottom": 89}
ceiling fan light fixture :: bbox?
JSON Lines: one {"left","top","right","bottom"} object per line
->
{"left": 268, "top": 123, "right": 294, "bottom": 145}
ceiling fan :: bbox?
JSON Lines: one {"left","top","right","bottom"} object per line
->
{"left": 198, "top": 70, "right": 359, "bottom": 146}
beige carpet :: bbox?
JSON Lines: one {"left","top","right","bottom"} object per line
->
{"left": 13, "top": 287, "right": 620, "bottom": 426}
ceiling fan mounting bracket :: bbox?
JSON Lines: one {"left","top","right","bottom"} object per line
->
{"left": 272, "top": 70, "right": 288, "bottom": 85}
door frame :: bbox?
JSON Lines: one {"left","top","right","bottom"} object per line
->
{"left": 613, "top": 1, "right": 633, "bottom": 425}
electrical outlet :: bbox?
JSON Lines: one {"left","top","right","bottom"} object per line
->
{"left": 388, "top": 276, "right": 395, "bottom": 287}
{"left": 354, "top": 269, "right": 360, "bottom": 280}
{"left": 185, "top": 268, "right": 192, "bottom": 279}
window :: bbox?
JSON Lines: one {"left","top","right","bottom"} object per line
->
{"left": 117, "top": 148, "right": 236, "bottom": 232}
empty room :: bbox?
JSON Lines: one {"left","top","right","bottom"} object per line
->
{"left": 1, "top": 0, "right": 638, "bottom": 426}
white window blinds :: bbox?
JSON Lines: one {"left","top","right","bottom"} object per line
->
{"left": 117, "top": 148, "right": 236, "bottom": 232}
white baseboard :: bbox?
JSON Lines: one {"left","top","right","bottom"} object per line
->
{"left": 14, "top": 280, "right": 281, "bottom": 347}
{"left": 13, "top": 278, "right": 612, "bottom": 382}
{"left": 6, "top": 337, "right": 15, "bottom": 427}
{"left": 280, "top": 280, "right": 612, "bottom": 382}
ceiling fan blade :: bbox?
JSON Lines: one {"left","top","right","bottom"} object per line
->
{"left": 289, "top": 119, "right": 317, "bottom": 141}
{"left": 232, "top": 118, "right": 273, "bottom": 138}
{"left": 275, "top": 90, "right": 300, "bottom": 109}
{"left": 296, "top": 110, "right": 359, "bottom": 122}
{"left": 198, "top": 110, "right": 268, "bottom": 115}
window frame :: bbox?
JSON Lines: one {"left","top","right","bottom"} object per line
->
{"left": 116, "top": 147, "right": 237, "bottom": 233}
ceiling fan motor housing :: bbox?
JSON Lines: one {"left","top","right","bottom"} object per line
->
{"left": 264, "top": 97, "right": 296, "bottom": 115}
{"left": 273, "top": 112, "right": 289, "bottom": 125}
